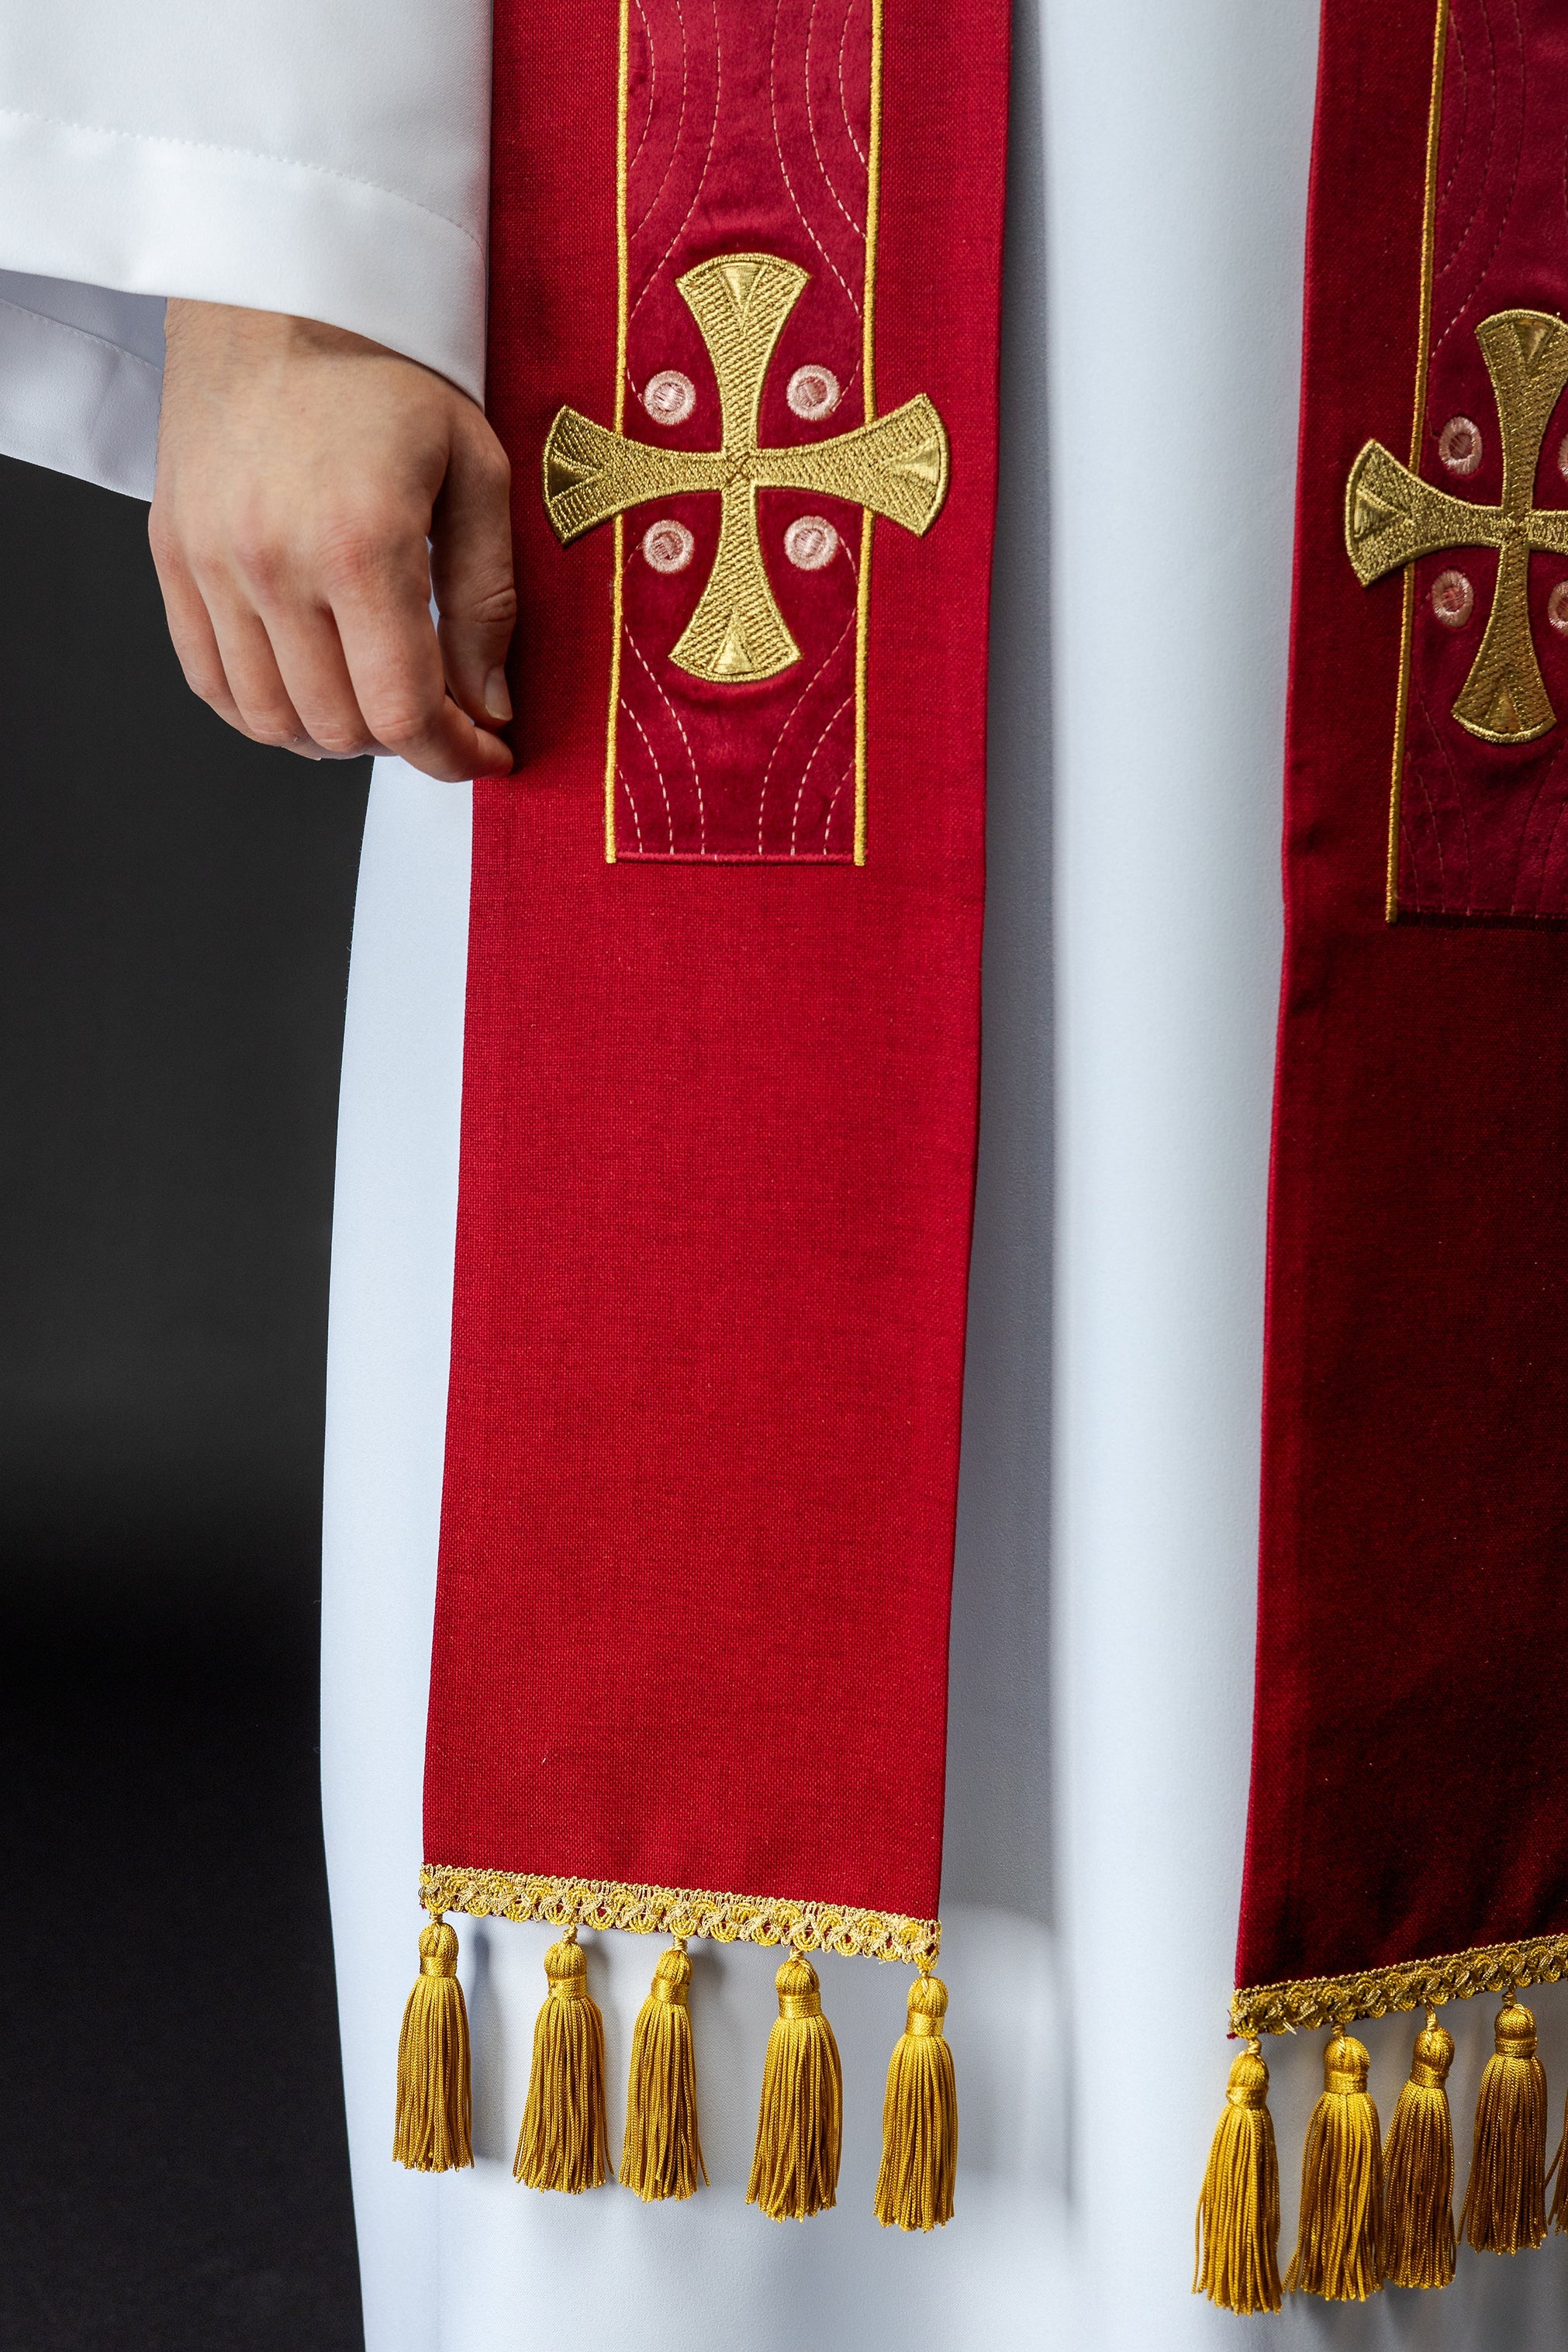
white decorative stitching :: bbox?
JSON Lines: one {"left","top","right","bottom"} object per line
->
{"left": 616, "top": 760, "right": 646, "bottom": 852}
{"left": 630, "top": 0, "right": 721, "bottom": 328}
{"left": 756, "top": 536, "right": 858, "bottom": 853}
{"left": 625, "top": 618, "right": 706, "bottom": 855}
{"left": 820, "top": 756, "right": 852, "bottom": 850}
{"left": 621, "top": 697, "right": 674, "bottom": 852}
{"left": 837, "top": 0, "right": 869, "bottom": 168}
{"left": 629, "top": 0, "right": 658, "bottom": 175}
{"left": 630, "top": 0, "right": 689, "bottom": 245}
{"left": 790, "top": 691, "right": 851, "bottom": 855}
{"left": 804, "top": 0, "right": 866, "bottom": 238}
{"left": 769, "top": 0, "right": 860, "bottom": 316}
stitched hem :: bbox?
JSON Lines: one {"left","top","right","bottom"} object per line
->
{"left": 421, "top": 1863, "right": 941, "bottom": 1964}
{"left": 0, "top": 102, "right": 483, "bottom": 260}
{"left": 1231, "top": 1931, "right": 1568, "bottom": 2037}
{"left": 0, "top": 99, "right": 487, "bottom": 399}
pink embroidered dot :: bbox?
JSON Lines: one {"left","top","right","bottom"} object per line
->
{"left": 784, "top": 515, "right": 839, "bottom": 571}
{"left": 643, "top": 370, "right": 696, "bottom": 427}
{"left": 642, "top": 519, "right": 696, "bottom": 574}
{"left": 1558, "top": 435, "right": 1568, "bottom": 483}
{"left": 1431, "top": 568, "right": 1474, "bottom": 627}
{"left": 786, "top": 365, "right": 841, "bottom": 422}
{"left": 1438, "top": 415, "right": 1483, "bottom": 475}
{"left": 1549, "top": 580, "right": 1568, "bottom": 634}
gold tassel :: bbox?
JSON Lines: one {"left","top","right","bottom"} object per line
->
{"left": 392, "top": 1912, "right": 473, "bottom": 2172}
{"left": 874, "top": 1967, "right": 958, "bottom": 2233}
{"left": 513, "top": 1930, "right": 609, "bottom": 2193}
{"left": 1285, "top": 2030, "right": 1383, "bottom": 2301}
{"left": 1382, "top": 2011, "right": 1456, "bottom": 2288}
{"left": 1461, "top": 1991, "right": 1547, "bottom": 2254}
{"left": 1193, "top": 2038, "right": 1281, "bottom": 2313}
{"left": 619, "top": 1937, "right": 707, "bottom": 2202}
{"left": 746, "top": 1950, "right": 842, "bottom": 2221}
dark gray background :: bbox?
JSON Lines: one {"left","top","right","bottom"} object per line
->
{"left": 0, "top": 451, "right": 368, "bottom": 2351}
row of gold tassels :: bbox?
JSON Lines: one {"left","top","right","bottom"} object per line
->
{"left": 1195, "top": 1991, "right": 1568, "bottom": 2312}
{"left": 392, "top": 1913, "right": 957, "bottom": 2230}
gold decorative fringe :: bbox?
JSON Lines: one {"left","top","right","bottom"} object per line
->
{"left": 392, "top": 1913, "right": 472, "bottom": 2172}
{"left": 1462, "top": 1992, "right": 1547, "bottom": 2254}
{"left": 1231, "top": 1930, "right": 1568, "bottom": 2040}
{"left": 421, "top": 1862, "right": 940, "bottom": 1967}
{"left": 1383, "top": 2011, "right": 1456, "bottom": 2289}
{"left": 513, "top": 1932, "right": 609, "bottom": 2193}
{"left": 747, "top": 1950, "right": 842, "bottom": 2221}
{"left": 873, "top": 1969, "right": 957, "bottom": 2233}
{"left": 1286, "top": 2031, "right": 1383, "bottom": 2302}
{"left": 619, "top": 1938, "right": 707, "bottom": 2202}
{"left": 1193, "top": 2039, "right": 1281, "bottom": 2313}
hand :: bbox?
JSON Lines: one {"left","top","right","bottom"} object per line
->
{"left": 150, "top": 302, "right": 514, "bottom": 779}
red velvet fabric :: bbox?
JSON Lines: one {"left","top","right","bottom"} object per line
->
{"left": 1237, "top": 0, "right": 1568, "bottom": 1994}
{"left": 1401, "top": 0, "right": 1568, "bottom": 916}
{"left": 422, "top": 0, "right": 1010, "bottom": 1923}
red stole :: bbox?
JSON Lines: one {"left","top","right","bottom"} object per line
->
{"left": 1201, "top": 0, "right": 1568, "bottom": 2311}
{"left": 393, "top": 0, "right": 1010, "bottom": 2224}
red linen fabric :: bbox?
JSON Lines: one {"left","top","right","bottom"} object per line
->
{"left": 1237, "top": 0, "right": 1568, "bottom": 1998}
{"left": 421, "top": 0, "right": 1010, "bottom": 1926}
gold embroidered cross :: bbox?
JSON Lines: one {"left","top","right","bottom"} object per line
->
{"left": 542, "top": 252, "right": 949, "bottom": 686}
{"left": 1346, "top": 309, "right": 1568, "bottom": 744}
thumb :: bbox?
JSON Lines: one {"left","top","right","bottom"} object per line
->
{"left": 430, "top": 410, "right": 516, "bottom": 734}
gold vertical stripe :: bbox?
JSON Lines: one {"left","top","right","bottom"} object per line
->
{"left": 853, "top": 0, "right": 884, "bottom": 868}
{"left": 862, "top": 0, "right": 882, "bottom": 420}
{"left": 606, "top": 0, "right": 630, "bottom": 864}
{"left": 1385, "top": 0, "right": 1450, "bottom": 921}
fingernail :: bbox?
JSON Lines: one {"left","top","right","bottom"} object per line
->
{"left": 484, "top": 667, "right": 513, "bottom": 724}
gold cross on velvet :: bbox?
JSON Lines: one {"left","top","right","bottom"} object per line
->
{"left": 1346, "top": 309, "right": 1568, "bottom": 745}
{"left": 542, "top": 252, "right": 950, "bottom": 686}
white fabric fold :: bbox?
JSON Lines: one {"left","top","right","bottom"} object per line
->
{"left": 0, "top": 0, "right": 492, "bottom": 492}
{"left": 0, "top": 278, "right": 162, "bottom": 498}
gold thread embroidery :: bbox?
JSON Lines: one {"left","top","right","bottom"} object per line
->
{"left": 606, "top": 0, "right": 631, "bottom": 865}
{"left": 544, "top": 252, "right": 948, "bottom": 688}
{"left": 853, "top": 0, "right": 883, "bottom": 867}
{"left": 602, "top": 13, "right": 889, "bottom": 856}
{"left": 1348, "top": 309, "right": 1568, "bottom": 749}
{"left": 420, "top": 1863, "right": 941, "bottom": 1965}
{"left": 1385, "top": 0, "right": 1446, "bottom": 916}
{"left": 1231, "top": 1931, "right": 1568, "bottom": 2039}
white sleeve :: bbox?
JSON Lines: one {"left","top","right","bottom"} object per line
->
{"left": 0, "top": 0, "right": 491, "bottom": 497}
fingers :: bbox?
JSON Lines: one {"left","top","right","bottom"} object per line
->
{"left": 205, "top": 596, "right": 323, "bottom": 758}
{"left": 148, "top": 309, "right": 516, "bottom": 781}
{"left": 430, "top": 414, "right": 516, "bottom": 731}
{"left": 253, "top": 595, "right": 382, "bottom": 761}
{"left": 322, "top": 523, "right": 513, "bottom": 779}
{"left": 150, "top": 522, "right": 320, "bottom": 757}
{"left": 156, "top": 504, "right": 509, "bottom": 779}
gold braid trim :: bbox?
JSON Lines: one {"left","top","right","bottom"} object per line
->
{"left": 1232, "top": 1932, "right": 1568, "bottom": 2039}
{"left": 420, "top": 1864, "right": 939, "bottom": 1966}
